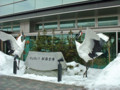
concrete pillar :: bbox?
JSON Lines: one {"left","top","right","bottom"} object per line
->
{"left": 75, "top": 18, "right": 78, "bottom": 29}
{"left": 75, "top": 13, "right": 78, "bottom": 29}
{"left": 58, "top": 15, "right": 60, "bottom": 30}
{"left": 1, "top": 41, "right": 3, "bottom": 51}
{"left": 118, "top": 15, "right": 120, "bottom": 26}
{"left": 20, "top": 21, "right": 30, "bottom": 34}
{"left": 95, "top": 17, "right": 98, "bottom": 27}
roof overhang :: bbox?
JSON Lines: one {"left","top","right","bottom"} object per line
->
{"left": 0, "top": 0, "right": 119, "bottom": 23}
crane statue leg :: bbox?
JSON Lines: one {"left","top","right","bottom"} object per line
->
{"left": 83, "top": 62, "right": 89, "bottom": 78}
{"left": 17, "top": 58, "right": 20, "bottom": 70}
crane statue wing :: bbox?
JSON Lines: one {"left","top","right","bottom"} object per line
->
{"left": 0, "top": 31, "right": 26, "bottom": 58}
{"left": 0, "top": 31, "right": 19, "bottom": 50}
{"left": 75, "top": 28, "right": 108, "bottom": 62}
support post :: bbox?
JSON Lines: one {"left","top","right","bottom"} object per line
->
{"left": 13, "top": 59, "right": 17, "bottom": 74}
{"left": 58, "top": 58, "right": 63, "bottom": 82}
{"left": 13, "top": 55, "right": 18, "bottom": 74}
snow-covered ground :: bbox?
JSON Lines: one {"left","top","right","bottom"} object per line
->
{"left": 0, "top": 51, "right": 120, "bottom": 90}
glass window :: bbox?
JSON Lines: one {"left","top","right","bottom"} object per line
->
{"left": 60, "top": 20, "right": 75, "bottom": 29}
{"left": 0, "top": 27, "right": 2, "bottom": 31}
{"left": 104, "top": 32, "right": 116, "bottom": 60}
{"left": 36, "top": 0, "right": 62, "bottom": 9}
{"left": 35, "top": 24, "right": 42, "bottom": 30}
{"left": 0, "top": 0, "right": 13, "bottom": 6}
{"left": 63, "top": 0, "right": 87, "bottom": 4}
{"left": 13, "top": 26, "right": 20, "bottom": 32}
{"left": 0, "top": 4, "right": 13, "bottom": 16}
{"left": 29, "top": 36, "right": 36, "bottom": 50}
{"left": 44, "top": 22, "right": 57, "bottom": 30}
{"left": 98, "top": 16, "right": 118, "bottom": 27}
{"left": 14, "top": 0, "right": 34, "bottom": 13}
{"left": 3, "top": 27, "right": 11, "bottom": 31}
{"left": 78, "top": 19, "right": 95, "bottom": 27}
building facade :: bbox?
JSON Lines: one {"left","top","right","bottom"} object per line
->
{"left": 0, "top": 0, "right": 120, "bottom": 68}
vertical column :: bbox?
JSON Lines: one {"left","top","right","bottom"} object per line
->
{"left": 116, "top": 32, "right": 118, "bottom": 55}
{"left": 75, "top": 13, "right": 78, "bottom": 29}
{"left": 95, "top": 10, "right": 98, "bottom": 28}
{"left": 20, "top": 20, "right": 30, "bottom": 34}
{"left": 11, "top": 25, "right": 13, "bottom": 32}
{"left": 1, "top": 41, "right": 3, "bottom": 51}
{"left": 95, "top": 17, "right": 98, "bottom": 27}
{"left": 4, "top": 42, "right": 6, "bottom": 53}
{"left": 58, "top": 15, "right": 60, "bottom": 30}
{"left": 116, "top": 15, "right": 120, "bottom": 55}
{"left": 118, "top": 15, "right": 120, "bottom": 26}
{"left": 0, "top": 26, "right": 3, "bottom": 52}
{"left": 42, "top": 23, "right": 44, "bottom": 31}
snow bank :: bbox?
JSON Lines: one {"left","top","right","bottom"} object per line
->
{"left": 0, "top": 51, "right": 101, "bottom": 88}
{"left": 89, "top": 53, "right": 120, "bottom": 89}
{"left": 1, "top": 51, "right": 120, "bottom": 90}
{"left": 65, "top": 61, "right": 101, "bottom": 77}
{"left": 0, "top": 51, "right": 25, "bottom": 75}
{"left": 0, "top": 51, "right": 6, "bottom": 68}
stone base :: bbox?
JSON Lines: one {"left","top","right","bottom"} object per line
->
{"left": 25, "top": 68, "right": 66, "bottom": 77}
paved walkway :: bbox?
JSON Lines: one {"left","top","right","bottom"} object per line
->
{"left": 0, "top": 75, "right": 87, "bottom": 90}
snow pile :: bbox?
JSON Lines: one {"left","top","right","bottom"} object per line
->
{"left": 65, "top": 61, "right": 101, "bottom": 77}
{"left": 0, "top": 51, "right": 25, "bottom": 75}
{"left": 1, "top": 51, "right": 120, "bottom": 89}
{"left": 89, "top": 53, "right": 120, "bottom": 89}
{"left": 0, "top": 51, "right": 101, "bottom": 87}
{"left": 62, "top": 61, "right": 101, "bottom": 87}
{"left": 0, "top": 51, "right": 6, "bottom": 69}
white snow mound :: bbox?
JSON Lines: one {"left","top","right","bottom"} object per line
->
{"left": 0, "top": 51, "right": 25, "bottom": 75}
{"left": 89, "top": 53, "right": 120, "bottom": 89}
{"left": 1, "top": 50, "right": 120, "bottom": 90}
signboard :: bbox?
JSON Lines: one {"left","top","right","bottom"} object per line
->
{"left": 25, "top": 51, "right": 67, "bottom": 71}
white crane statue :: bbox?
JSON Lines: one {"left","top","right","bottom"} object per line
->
{"left": 0, "top": 31, "right": 26, "bottom": 74}
{"left": 75, "top": 28, "right": 109, "bottom": 77}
